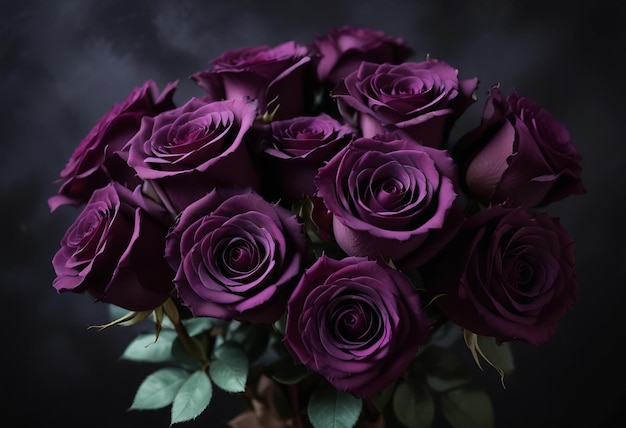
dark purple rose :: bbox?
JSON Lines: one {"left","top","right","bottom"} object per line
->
{"left": 332, "top": 60, "right": 478, "bottom": 148}
{"left": 191, "top": 42, "right": 315, "bottom": 120}
{"left": 423, "top": 205, "right": 577, "bottom": 345}
{"left": 124, "top": 97, "right": 260, "bottom": 213}
{"left": 164, "top": 187, "right": 306, "bottom": 323}
{"left": 52, "top": 183, "right": 175, "bottom": 311}
{"left": 263, "top": 113, "right": 357, "bottom": 201}
{"left": 313, "top": 25, "right": 413, "bottom": 86}
{"left": 283, "top": 255, "right": 430, "bottom": 398}
{"left": 49, "top": 80, "right": 177, "bottom": 212}
{"left": 315, "top": 135, "right": 463, "bottom": 269}
{"left": 454, "top": 86, "right": 586, "bottom": 208}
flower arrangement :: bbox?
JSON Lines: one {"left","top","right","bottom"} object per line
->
{"left": 49, "top": 25, "right": 585, "bottom": 428}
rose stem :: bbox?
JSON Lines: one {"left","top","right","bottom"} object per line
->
{"left": 363, "top": 397, "right": 381, "bottom": 421}
{"left": 288, "top": 384, "right": 306, "bottom": 428}
{"left": 146, "top": 179, "right": 179, "bottom": 219}
{"left": 162, "top": 297, "right": 208, "bottom": 364}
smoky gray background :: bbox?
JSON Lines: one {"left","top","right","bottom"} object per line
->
{"left": 1, "top": 1, "right": 624, "bottom": 427}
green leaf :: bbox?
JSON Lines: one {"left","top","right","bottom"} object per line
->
{"left": 120, "top": 330, "right": 177, "bottom": 362}
{"left": 476, "top": 336, "right": 515, "bottom": 380}
{"left": 171, "top": 370, "right": 213, "bottom": 425}
{"left": 463, "top": 330, "right": 512, "bottom": 388}
{"left": 307, "top": 384, "right": 362, "bottom": 428}
{"left": 428, "top": 320, "right": 462, "bottom": 348}
{"left": 129, "top": 367, "right": 189, "bottom": 410}
{"left": 370, "top": 383, "right": 395, "bottom": 413}
{"left": 271, "top": 358, "right": 312, "bottom": 385}
{"left": 235, "top": 322, "right": 271, "bottom": 363}
{"left": 392, "top": 379, "right": 435, "bottom": 428}
{"left": 209, "top": 341, "right": 248, "bottom": 393}
{"left": 440, "top": 385, "right": 494, "bottom": 428}
{"left": 418, "top": 346, "right": 473, "bottom": 393}
{"left": 273, "top": 313, "right": 287, "bottom": 336}
{"left": 182, "top": 317, "right": 219, "bottom": 337}
{"left": 171, "top": 336, "right": 205, "bottom": 371}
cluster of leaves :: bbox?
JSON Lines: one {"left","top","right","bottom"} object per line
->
{"left": 106, "top": 302, "right": 514, "bottom": 428}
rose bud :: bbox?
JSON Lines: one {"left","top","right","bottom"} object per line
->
{"left": 332, "top": 59, "right": 478, "bottom": 148}
{"left": 191, "top": 41, "right": 315, "bottom": 120}
{"left": 124, "top": 97, "right": 260, "bottom": 214}
{"left": 312, "top": 25, "right": 413, "bottom": 86}
{"left": 48, "top": 80, "right": 177, "bottom": 211}
{"left": 263, "top": 113, "right": 357, "bottom": 202}
{"left": 164, "top": 187, "right": 306, "bottom": 324}
{"left": 52, "top": 183, "right": 175, "bottom": 311}
{"left": 422, "top": 205, "right": 577, "bottom": 345}
{"left": 315, "top": 134, "right": 464, "bottom": 269}
{"left": 284, "top": 255, "right": 431, "bottom": 398}
{"left": 454, "top": 86, "right": 586, "bottom": 208}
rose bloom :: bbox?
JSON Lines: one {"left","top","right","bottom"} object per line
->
{"left": 313, "top": 25, "right": 413, "bottom": 86}
{"left": 423, "top": 205, "right": 577, "bottom": 345}
{"left": 283, "top": 255, "right": 430, "bottom": 398}
{"left": 52, "top": 183, "right": 174, "bottom": 311}
{"left": 453, "top": 86, "right": 586, "bottom": 208}
{"left": 191, "top": 41, "right": 315, "bottom": 120}
{"left": 124, "top": 97, "right": 260, "bottom": 213}
{"left": 164, "top": 187, "right": 306, "bottom": 323}
{"left": 49, "top": 80, "right": 177, "bottom": 211}
{"left": 315, "top": 134, "right": 463, "bottom": 269}
{"left": 263, "top": 113, "right": 357, "bottom": 202}
{"left": 332, "top": 60, "right": 478, "bottom": 148}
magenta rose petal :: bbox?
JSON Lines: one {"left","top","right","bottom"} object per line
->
{"left": 283, "top": 256, "right": 430, "bottom": 398}
{"left": 52, "top": 183, "right": 175, "bottom": 311}
{"left": 49, "top": 80, "right": 178, "bottom": 211}
{"left": 316, "top": 134, "right": 463, "bottom": 268}
{"left": 125, "top": 97, "right": 261, "bottom": 213}
{"left": 332, "top": 60, "right": 478, "bottom": 148}
{"left": 423, "top": 205, "right": 577, "bottom": 346}
{"left": 164, "top": 188, "right": 306, "bottom": 323}
{"left": 455, "top": 85, "right": 585, "bottom": 208}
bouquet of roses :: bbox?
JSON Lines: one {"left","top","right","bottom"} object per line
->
{"left": 49, "top": 25, "right": 585, "bottom": 428}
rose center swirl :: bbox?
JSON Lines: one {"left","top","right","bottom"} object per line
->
{"left": 329, "top": 295, "right": 382, "bottom": 344}
{"left": 224, "top": 239, "right": 258, "bottom": 274}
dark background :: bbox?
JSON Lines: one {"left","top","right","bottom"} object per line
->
{"left": 2, "top": 1, "right": 625, "bottom": 427}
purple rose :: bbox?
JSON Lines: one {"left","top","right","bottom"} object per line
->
{"left": 313, "top": 25, "right": 413, "bottom": 86}
{"left": 332, "top": 60, "right": 478, "bottom": 148}
{"left": 263, "top": 113, "right": 357, "bottom": 201}
{"left": 283, "top": 255, "right": 430, "bottom": 398}
{"left": 454, "top": 86, "right": 586, "bottom": 208}
{"left": 124, "top": 97, "right": 260, "bottom": 213}
{"left": 48, "top": 80, "right": 177, "bottom": 212}
{"left": 191, "top": 41, "right": 314, "bottom": 120}
{"left": 52, "top": 183, "right": 175, "bottom": 311}
{"left": 423, "top": 205, "right": 577, "bottom": 345}
{"left": 164, "top": 188, "right": 306, "bottom": 323}
{"left": 315, "top": 135, "right": 463, "bottom": 269}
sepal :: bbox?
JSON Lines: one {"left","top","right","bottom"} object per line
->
{"left": 462, "top": 329, "right": 514, "bottom": 388}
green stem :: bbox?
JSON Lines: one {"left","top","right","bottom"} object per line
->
{"left": 163, "top": 298, "right": 208, "bottom": 364}
{"left": 363, "top": 397, "right": 381, "bottom": 422}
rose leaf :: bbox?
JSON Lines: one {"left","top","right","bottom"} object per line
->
{"left": 171, "top": 370, "right": 213, "bottom": 425}
{"left": 209, "top": 341, "right": 249, "bottom": 393}
{"left": 392, "top": 379, "right": 435, "bottom": 428}
{"left": 476, "top": 335, "right": 515, "bottom": 380}
{"left": 440, "top": 385, "right": 494, "bottom": 428}
{"left": 120, "top": 330, "right": 177, "bottom": 363}
{"left": 129, "top": 367, "right": 189, "bottom": 410}
{"left": 307, "top": 383, "right": 362, "bottom": 428}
